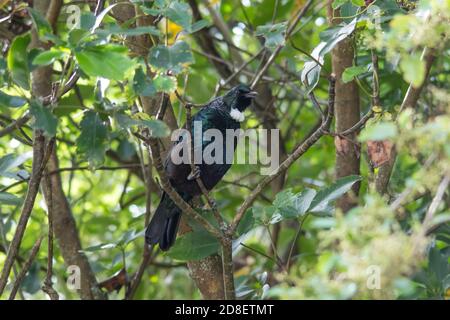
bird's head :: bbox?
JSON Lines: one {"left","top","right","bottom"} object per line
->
{"left": 223, "top": 84, "right": 258, "bottom": 112}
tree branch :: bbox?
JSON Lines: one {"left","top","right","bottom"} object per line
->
{"left": 231, "top": 74, "right": 335, "bottom": 233}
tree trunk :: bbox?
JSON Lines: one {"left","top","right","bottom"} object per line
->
{"left": 42, "top": 149, "right": 104, "bottom": 299}
{"left": 327, "top": 3, "right": 361, "bottom": 212}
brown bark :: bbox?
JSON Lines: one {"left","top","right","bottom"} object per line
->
{"left": 0, "top": 0, "right": 57, "bottom": 296}
{"left": 116, "top": 0, "right": 227, "bottom": 299}
{"left": 42, "top": 149, "right": 104, "bottom": 299}
{"left": 179, "top": 219, "right": 225, "bottom": 299}
{"left": 327, "top": 4, "right": 360, "bottom": 212}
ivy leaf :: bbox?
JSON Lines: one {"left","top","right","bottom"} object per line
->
{"left": 309, "top": 175, "right": 362, "bottom": 213}
{"left": 75, "top": 45, "right": 135, "bottom": 81}
{"left": 167, "top": 230, "right": 220, "bottom": 261}
{"left": 29, "top": 100, "right": 58, "bottom": 137}
{"left": 7, "top": 33, "right": 31, "bottom": 90}
{"left": 342, "top": 65, "right": 368, "bottom": 83}
{"left": 148, "top": 41, "right": 194, "bottom": 74}
{"left": 77, "top": 111, "right": 109, "bottom": 168}
{"left": 32, "top": 49, "right": 66, "bottom": 66}
{"left": 0, "top": 91, "right": 27, "bottom": 108}
{"left": 255, "top": 22, "right": 287, "bottom": 49}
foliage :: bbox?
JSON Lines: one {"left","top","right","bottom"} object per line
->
{"left": 0, "top": 0, "right": 449, "bottom": 300}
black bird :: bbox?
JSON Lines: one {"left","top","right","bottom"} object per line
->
{"left": 145, "top": 84, "right": 257, "bottom": 251}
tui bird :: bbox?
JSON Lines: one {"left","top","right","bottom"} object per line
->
{"left": 145, "top": 84, "right": 258, "bottom": 251}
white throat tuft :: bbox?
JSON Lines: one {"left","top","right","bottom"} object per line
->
{"left": 230, "top": 108, "right": 245, "bottom": 122}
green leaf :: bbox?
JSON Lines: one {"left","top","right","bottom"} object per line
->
{"left": 255, "top": 22, "right": 288, "bottom": 49}
{"left": 301, "top": 43, "right": 325, "bottom": 94}
{"left": 96, "top": 25, "right": 161, "bottom": 37}
{"left": 32, "top": 49, "right": 66, "bottom": 66}
{"left": 80, "top": 12, "right": 96, "bottom": 30}
{"left": 82, "top": 243, "right": 116, "bottom": 252}
{"left": 342, "top": 65, "right": 368, "bottom": 83}
{"left": 116, "top": 229, "right": 144, "bottom": 247}
{"left": 140, "top": 119, "right": 170, "bottom": 137}
{"left": 273, "top": 188, "right": 298, "bottom": 219}
{"left": 142, "top": 1, "right": 206, "bottom": 33}
{"left": 148, "top": 41, "right": 194, "bottom": 74}
{"left": 359, "top": 121, "right": 398, "bottom": 142}
{"left": 115, "top": 113, "right": 170, "bottom": 138}
{"left": 252, "top": 205, "right": 277, "bottom": 225}
{"left": 0, "top": 152, "right": 32, "bottom": 177}
{"left": 7, "top": 33, "right": 31, "bottom": 89}
{"left": 75, "top": 45, "right": 135, "bottom": 81}
{"left": 189, "top": 20, "right": 210, "bottom": 33}
{"left": 302, "top": 18, "right": 357, "bottom": 93}
{"left": 236, "top": 210, "right": 255, "bottom": 236}
{"left": 0, "top": 91, "right": 27, "bottom": 108}
{"left": 309, "top": 175, "right": 362, "bottom": 213}
{"left": 0, "top": 192, "right": 22, "bottom": 206}
{"left": 28, "top": 8, "right": 52, "bottom": 38}
{"left": 319, "top": 18, "right": 357, "bottom": 56}
{"left": 294, "top": 188, "right": 317, "bottom": 215}
{"left": 133, "top": 67, "right": 156, "bottom": 97}
{"left": 29, "top": 101, "right": 58, "bottom": 137}
{"left": 400, "top": 54, "right": 425, "bottom": 88}
{"left": 351, "top": 0, "right": 365, "bottom": 6}
{"left": 153, "top": 74, "right": 177, "bottom": 93}
{"left": 165, "top": 1, "right": 192, "bottom": 31}
{"left": 332, "top": 0, "right": 349, "bottom": 9}
{"left": 76, "top": 111, "right": 109, "bottom": 168}
{"left": 167, "top": 230, "right": 220, "bottom": 261}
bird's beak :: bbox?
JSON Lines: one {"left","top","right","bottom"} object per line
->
{"left": 244, "top": 91, "right": 258, "bottom": 99}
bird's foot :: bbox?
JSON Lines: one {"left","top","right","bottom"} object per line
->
{"left": 208, "top": 199, "right": 217, "bottom": 210}
{"left": 187, "top": 166, "right": 201, "bottom": 180}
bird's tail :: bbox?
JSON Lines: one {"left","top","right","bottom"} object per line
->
{"left": 145, "top": 192, "right": 190, "bottom": 251}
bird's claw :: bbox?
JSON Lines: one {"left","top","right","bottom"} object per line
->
{"left": 209, "top": 199, "right": 217, "bottom": 210}
{"left": 187, "top": 166, "right": 201, "bottom": 180}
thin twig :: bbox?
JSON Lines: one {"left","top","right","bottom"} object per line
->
{"left": 41, "top": 169, "right": 59, "bottom": 300}
{"left": 8, "top": 237, "right": 43, "bottom": 300}
{"left": 422, "top": 173, "right": 450, "bottom": 233}
{"left": 231, "top": 74, "right": 335, "bottom": 234}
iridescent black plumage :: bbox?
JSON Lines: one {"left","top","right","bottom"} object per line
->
{"left": 145, "top": 84, "right": 257, "bottom": 250}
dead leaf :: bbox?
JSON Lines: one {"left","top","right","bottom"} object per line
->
{"left": 367, "top": 140, "right": 394, "bottom": 168}
{"left": 98, "top": 268, "right": 128, "bottom": 293}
